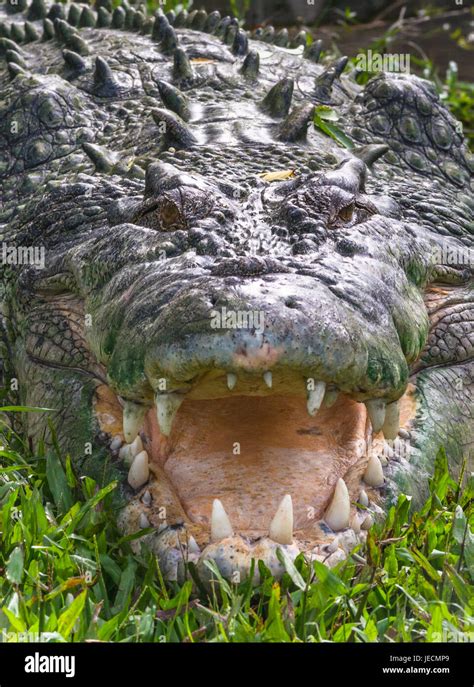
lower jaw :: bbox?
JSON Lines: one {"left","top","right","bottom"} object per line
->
{"left": 96, "top": 386, "right": 417, "bottom": 582}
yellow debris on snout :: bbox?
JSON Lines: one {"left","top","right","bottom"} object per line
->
{"left": 259, "top": 169, "right": 297, "bottom": 182}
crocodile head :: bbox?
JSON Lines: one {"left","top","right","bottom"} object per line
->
{"left": 1, "top": 4, "right": 473, "bottom": 582}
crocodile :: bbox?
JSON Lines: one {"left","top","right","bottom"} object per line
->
{"left": 1, "top": 0, "right": 473, "bottom": 583}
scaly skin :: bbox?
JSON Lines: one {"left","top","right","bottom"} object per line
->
{"left": 0, "top": 1, "right": 473, "bottom": 582}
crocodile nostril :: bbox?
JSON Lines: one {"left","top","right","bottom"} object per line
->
{"left": 285, "top": 296, "right": 299, "bottom": 309}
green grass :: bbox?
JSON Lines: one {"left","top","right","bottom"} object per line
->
{"left": 0, "top": 409, "right": 473, "bottom": 642}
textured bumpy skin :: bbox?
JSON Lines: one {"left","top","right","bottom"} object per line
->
{"left": 0, "top": 0, "right": 473, "bottom": 577}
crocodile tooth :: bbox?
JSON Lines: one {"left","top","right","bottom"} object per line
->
{"left": 382, "top": 400, "right": 400, "bottom": 440}
{"left": 304, "top": 38, "right": 323, "bottom": 63}
{"left": 83, "top": 142, "right": 115, "bottom": 172}
{"left": 62, "top": 49, "right": 86, "bottom": 72}
{"left": 323, "top": 389, "right": 339, "bottom": 408}
{"left": 139, "top": 512, "right": 150, "bottom": 529}
{"left": 211, "top": 499, "right": 233, "bottom": 541}
{"left": 363, "top": 454, "right": 384, "bottom": 487}
{"left": 97, "top": 7, "right": 111, "bottom": 28}
{"left": 27, "top": 0, "right": 47, "bottom": 21}
{"left": 128, "top": 450, "right": 149, "bottom": 490}
{"left": 361, "top": 514, "right": 374, "bottom": 530}
{"left": 111, "top": 6, "right": 125, "bottom": 29}
{"left": 110, "top": 435, "right": 122, "bottom": 451}
{"left": 24, "top": 21, "right": 40, "bottom": 42}
{"left": 351, "top": 515, "right": 361, "bottom": 534}
{"left": 151, "top": 108, "right": 197, "bottom": 149}
{"left": 155, "top": 392, "right": 184, "bottom": 437}
{"left": 240, "top": 49, "right": 259, "bottom": 78}
{"left": 130, "top": 435, "right": 143, "bottom": 457}
{"left": 120, "top": 443, "right": 138, "bottom": 468}
{"left": 151, "top": 10, "right": 170, "bottom": 42}
{"left": 204, "top": 10, "right": 220, "bottom": 33}
{"left": 142, "top": 489, "right": 152, "bottom": 506}
{"left": 263, "top": 371, "right": 272, "bottom": 388}
{"left": 232, "top": 28, "right": 248, "bottom": 56}
{"left": 324, "top": 478, "right": 350, "bottom": 531}
{"left": 173, "top": 47, "right": 194, "bottom": 81}
{"left": 365, "top": 399, "right": 386, "bottom": 433}
{"left": 123, "top": 401, "right": 148, "bottom": 443}
{"left": 261, "top": 78, "right": 294, "bottom": 118}
{"left": 279, "top": 103, "right": 315, "bottom": 142}
{"left": 119, "top": 443, "right": 131, "bottom": 463}
{"left": 227, "top": 372, "right": 237, "bottom": 390}
{"left": 269, "top": 494, "right": 293, "bottom": 545}
{"left": 359, "top": 489, "right": 369, "bottom": 507}
{"left": 353, "top": 144, "right": 389, "bottom": 168}
{"left": 324, "top": 539, "right": 339, "bottom": 554}
{"left": 188, "top": 535, "right": 201, "bottom": 554}
{"left": 307, "top": 380, "right": 326, "bottom": 416}
{"left": 156, "top": 80, "right": 190, "bottom": 121}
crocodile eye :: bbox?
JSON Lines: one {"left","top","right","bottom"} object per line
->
{"left": 337, "top": 202, "right": 355, "bottom": 223}
{"left": 159, "top": 198, "right": 184, "bottom": 230}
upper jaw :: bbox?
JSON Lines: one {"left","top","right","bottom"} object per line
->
{"left": 93, "top": 263, "right": 427, "bottom": 404}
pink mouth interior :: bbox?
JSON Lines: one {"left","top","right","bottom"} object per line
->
{"left": 144, "top": 394, "right": 369, "bottom": 536}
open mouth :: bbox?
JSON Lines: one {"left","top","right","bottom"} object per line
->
{"left": 95, "top": 367, "right": 416, "bottom": 582}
